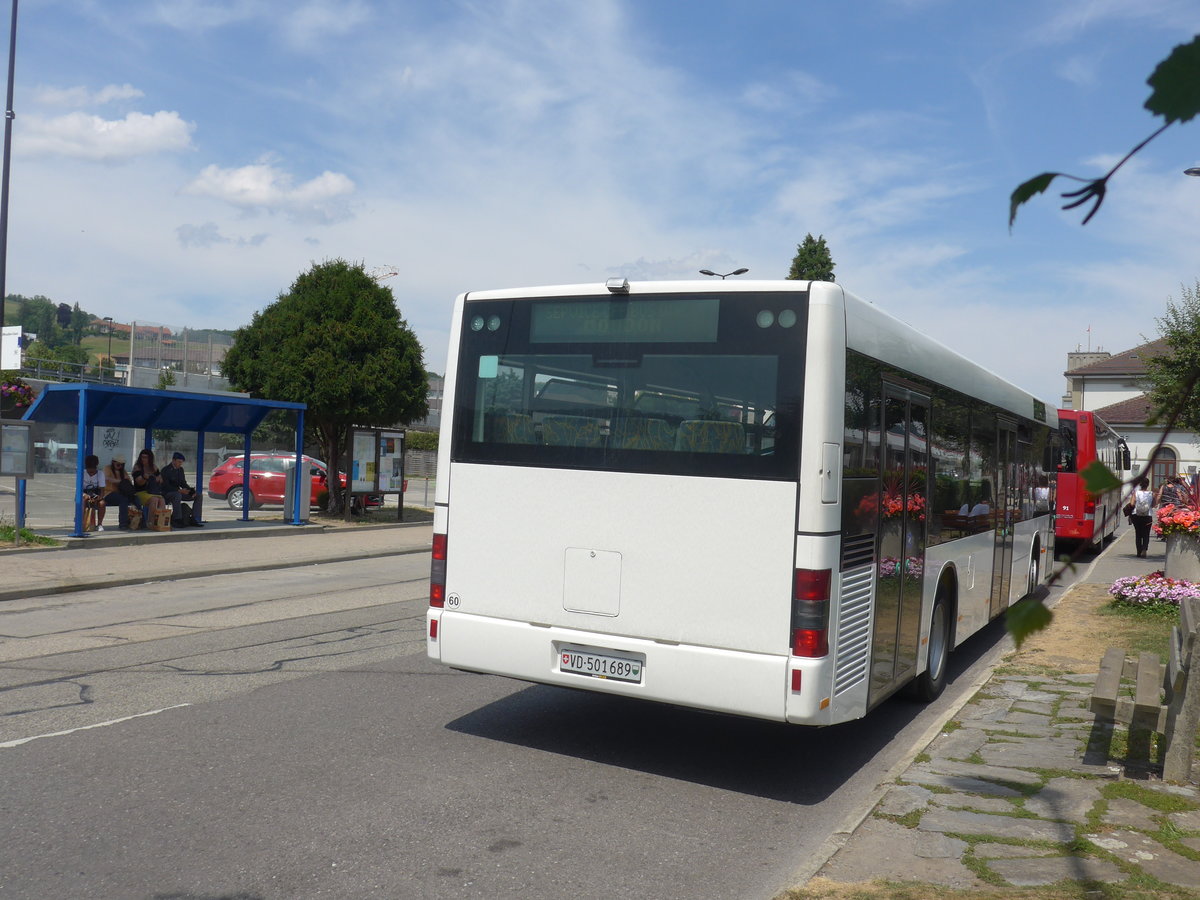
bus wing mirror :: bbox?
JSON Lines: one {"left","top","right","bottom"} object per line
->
{"left": 1121, "top": 448, "right": 1131, "bottom": 471}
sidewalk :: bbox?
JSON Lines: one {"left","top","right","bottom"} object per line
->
{"left": 0, "top": 520, "right": 434, "bottom": 604}
{"left": 795, "top": 529, "right": 1200, "bottom": 895}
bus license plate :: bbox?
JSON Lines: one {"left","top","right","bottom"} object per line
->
{"left": 560, "top": 648, "right": 643, "bottom": 683}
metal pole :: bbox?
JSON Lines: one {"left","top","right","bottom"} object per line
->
{"left": 0, "top": 0, "right": 20, "bottom": 334}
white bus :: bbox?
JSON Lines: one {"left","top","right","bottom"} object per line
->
{"left": 427, "top": 280, "right": 1057, "bottom": 725}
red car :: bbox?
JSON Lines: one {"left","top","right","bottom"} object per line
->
{"left": 207, "top": 454, "right": 382, "bottom": 510}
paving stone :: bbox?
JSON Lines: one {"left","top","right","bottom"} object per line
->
{"left": 958, "top": 698, "right": 1015, "bottom": 722}
{"left": 876, "top": 784, "right": 932, "bottom": 817}
{"left": 1010, "top": 701, "right": 1055, "bottom": 716}
{"left": 929, "top": 792, "right": 1016, "bottom": 814}
{"left": 996, "top": 711, "right": 1055, "bottom": 728}
{"left": 1103, "top": 797, "right": 1163, "bottom": 831}
{"left": 817, "top": 817, "right": 982, "bottom": 889}
{"left": 978, "top": 738, "right": 1085, "bottom": 771}
{"left": 901, "top": 770, "right": 1024, "bottom": 797}
{"left": 1023, "top": 776, "right": 1103, "bottom": 822}
{"left": 1143, "top": 781, "right": 1200, "bottom": 801}
{"left": 986, "top": 854, "right": 1126, "bottom": 887}
{"left": 1062, "top": 674, "right": 1098, "bottom": 685}
{"left": 1182, "top": 837, "right": 1200, "bottom": 852}
{"left": 1086, "top": 829, "right": 1200, "bottom": 888}
{"left": 919, "top": 807, "right": 1076, "bottom": 843}
{"left": 915, "top": 759, "right": 1043, "bottom": 786}
{"left": 927, "top": 728, "right": 989, "bottom": 761}
{"left": 915, "top": 832, "right": 970, "bottom": 859}
{"left": 1168, "top": 808, "right": 1200, "bottom": 830}
{"left": 987, "top": 682, "right": 1061, "bottom": 703}
{"left": 985, "top": 722, "right": 1061, "bottom": 738}
{"left": 972, "top": 842, "right": 1057, "bottom": 859}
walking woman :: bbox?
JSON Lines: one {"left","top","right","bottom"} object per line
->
{"left": 1129, "top": 476, "right": 1155, "bottom": 559}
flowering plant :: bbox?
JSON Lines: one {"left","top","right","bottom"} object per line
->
{"left": 0, "top": 376, "right": 35, "bottom": 410}
{"left": 1154, "top": 504, "right": 1200, "bottom": 538}
{"left": 879, "top": 556, "right": 924, "bottom": 579}
{"left": 1110, "top": 571, "right": 1200, "bottom": 607}
{"left": 856, "top": 490, "right": 927, "bottom": 522}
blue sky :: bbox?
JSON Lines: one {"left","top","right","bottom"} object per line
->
{"left": 7, "top": 0, "right": 1200, "bottom": 402}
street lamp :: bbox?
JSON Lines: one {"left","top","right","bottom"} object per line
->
{"left": 102, "top": 316, "right": 113, "bottom": 380}
{"left": 699, "top": 268, "right": 749, "bottom": 280}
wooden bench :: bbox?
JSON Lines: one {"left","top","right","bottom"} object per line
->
{"left": 1090, "top": 596, "right": 1200, "bottom": 782}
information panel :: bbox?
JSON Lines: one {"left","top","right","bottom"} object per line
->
{"left": 378, "top": 431, "right": 405, "bottom": 492}
{"left": 0, "top": 419, "right": 34, "bottom": 478}
{"left": 351, "top": 430, "right": 376, "bottom": 493}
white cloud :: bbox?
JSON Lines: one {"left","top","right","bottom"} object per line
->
{"left": 176, "top": 222, "right": 269, "bottom": 249}
{"left": 181, "top": 161, "right": 356, "bottom": 222}
{"left": 17, "top": 110, "right": 194, "bottom": 160}
{"left": 32, "top": 83, "right": 145, "bottom": 107}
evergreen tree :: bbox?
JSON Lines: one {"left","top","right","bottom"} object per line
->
{"left": 787, "top": 233, "right": 836, "bottom": 282}
{"left": 222, "top": 259, "right": 427, "bottom": 515}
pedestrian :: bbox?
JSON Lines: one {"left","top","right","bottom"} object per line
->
{"left": 1129, "top": 476, "right": 1155, "bottom": 558}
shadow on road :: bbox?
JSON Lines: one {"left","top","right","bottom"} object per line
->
{"left": 444, "top": 616, "right": 1007, "bottom": 805}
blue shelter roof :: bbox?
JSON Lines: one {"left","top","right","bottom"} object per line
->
{"left": 21, "top": 383, "right": 305, "bottom": 433}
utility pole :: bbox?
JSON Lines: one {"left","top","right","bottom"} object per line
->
{"left": 0, "top": 0, "right": 19, "bottom": 335}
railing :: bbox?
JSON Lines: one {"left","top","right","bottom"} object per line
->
{"left": 19, "top": 357, "right": 122, "bottom": 386}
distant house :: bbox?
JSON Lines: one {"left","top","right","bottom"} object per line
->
{"left": 1062, "top": 340, "right": 1197, "bottom": 488}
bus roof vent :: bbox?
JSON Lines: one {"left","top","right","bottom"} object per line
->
{"left": 605, "top": 277, "right": 630, "bottom": 294}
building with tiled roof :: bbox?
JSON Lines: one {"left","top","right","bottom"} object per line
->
{"left": 1062, "top": 339, "right": 1195, "bottom": 488}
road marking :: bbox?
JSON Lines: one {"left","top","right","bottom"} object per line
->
{"left": 0, "top": 703, "right": 191, "bottom": 749}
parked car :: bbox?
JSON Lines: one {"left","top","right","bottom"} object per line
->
{"left": 207, "top": 453, "right": 383, "bottom": 510}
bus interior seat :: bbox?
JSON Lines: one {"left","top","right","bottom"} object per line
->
{"left": 675, "top": 420, "right": 745, "bottom": 454}
{"left": 612, "top": 417, "right": 674, "bottom": 451}
{"left": 489, "top": 412, "right": 536, "bottom": 444}
{"left": 541, "top": 415, "right": 605, "bottom": 448}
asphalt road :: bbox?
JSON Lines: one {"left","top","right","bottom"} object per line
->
{"left": 0, "top": 553, "right": 1067, "bottom": 899}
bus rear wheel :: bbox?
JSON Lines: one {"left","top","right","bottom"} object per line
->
{"left": 910, "top": 584, "right": 951, "bottom": 702}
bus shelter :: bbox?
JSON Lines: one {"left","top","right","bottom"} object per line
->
{"left": 20, "top": 383, "right": 306, "bottom": 536}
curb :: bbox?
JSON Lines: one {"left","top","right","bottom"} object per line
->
{"left": 0, "top": 543, "right": 432, "bottom": 604}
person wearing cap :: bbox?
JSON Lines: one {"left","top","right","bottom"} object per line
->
{"left": 161, "top": 451, "right": 201, "bottom": 526}
{"left": 102, "top": 454, "right": 135, "bottom": 529}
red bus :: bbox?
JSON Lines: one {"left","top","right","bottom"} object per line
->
{"left": 1055, "top": 409, "right": 1130, "bottom": 551}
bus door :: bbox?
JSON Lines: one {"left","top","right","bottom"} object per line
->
{"left": 870, "top": 385, "right": 929, "bottom": 703}
{"left": 991, "top": 420, "right": 1018, "bottom": 617}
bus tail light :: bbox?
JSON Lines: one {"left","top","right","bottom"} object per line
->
{"left": 430, "top": 532, "right": 447, "bottom": 608}
{"left": 792, "top": 568, "right": 831, "bottom": 658}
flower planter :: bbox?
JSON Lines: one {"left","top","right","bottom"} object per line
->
{"left": 1165, "top": 533, "right": 1200, "bottom": 582}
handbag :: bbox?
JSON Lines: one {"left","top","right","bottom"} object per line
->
{"left": 1123, "top": 500, "right": 1134, "bottom": 518}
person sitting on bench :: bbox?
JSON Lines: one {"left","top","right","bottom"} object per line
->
{"left": 102, "top": 455, "right": 134, "bottom": 529}
{"left": 132, "top": 448, "right": 168, "bottom": 521}
{"left": 161, "top": 451, "right": 202, "bottom": 527}
{"left": 81, "top": 454, "right": 106, "bottom": 531}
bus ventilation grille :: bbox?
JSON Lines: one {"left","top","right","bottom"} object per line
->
{"left": 834, "top": 564, "right": 873, "bottom": 697}
{"left": 840, "top": 533, "right": 875, "bottom": 571}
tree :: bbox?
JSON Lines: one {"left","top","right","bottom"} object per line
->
{"left": 69, "top": 303, "right": 90, "bottom": 345}
{"left": 787, "top": 233, "right": 836, "bottom": 282}
{"left": 222, "top": 259, "right": 428, "bottom": 515}
{"left": 1144, "top": 280, "right": 1200, "bottom": 432}
{"left": 17, "top": 295, "right": 60, "bottom": 346}
{"left": 1011, "top": 34, "right": 1200, "bottom": 227}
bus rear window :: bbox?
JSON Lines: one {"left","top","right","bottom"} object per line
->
{"left": 451, "top": 293, "right": 804, "bottom": 479}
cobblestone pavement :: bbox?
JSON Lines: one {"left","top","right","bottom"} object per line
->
{"left": 812, "top": 667, "right": 1200, "bottom": 892}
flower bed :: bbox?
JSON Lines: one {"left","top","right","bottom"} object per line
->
{"left": 1109, "top": 570, "right": 1200, "bottom": 607}
{"left": 1154, "top": 503, "right": 1200, "bottom": 537}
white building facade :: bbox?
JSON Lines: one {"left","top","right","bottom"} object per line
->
{"left": 1062, "top": 340, "right": 1198, "bottom": 490}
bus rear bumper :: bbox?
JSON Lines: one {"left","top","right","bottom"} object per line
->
{"left": 428, "top": 610, "right": 802, "bottom": 723}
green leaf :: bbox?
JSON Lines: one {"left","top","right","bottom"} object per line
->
{"left": 1081, "top": 459, "right": 1122, "bottom": 495}
{"left": 1145, "top": 35, "right": 1200, "bottom": 124}
{"left": 1009, "top": 173, "right": 1062, "bottom": 228}
{"left": 1006, "top": 597, "right": 1052, "bottom": 648}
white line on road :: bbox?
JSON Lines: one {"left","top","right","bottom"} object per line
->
{"left": 0, "top": 703, "right": 192, "bottom": 749}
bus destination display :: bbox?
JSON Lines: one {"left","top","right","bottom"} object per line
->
{"left": 530, "top": 297, "right": 720, "bottom": 344}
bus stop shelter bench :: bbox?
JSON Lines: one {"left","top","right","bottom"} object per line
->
{"left": 1089, "top": 596, "right": 1200, "bottom": 783}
